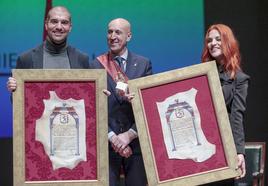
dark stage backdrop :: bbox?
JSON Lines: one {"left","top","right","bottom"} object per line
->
{"left": 205, "top": 0, "right": 268, "bottom": 184}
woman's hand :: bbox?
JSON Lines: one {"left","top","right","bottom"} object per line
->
{"left": 235, "top": 153, "right": 246, "bottom": 179}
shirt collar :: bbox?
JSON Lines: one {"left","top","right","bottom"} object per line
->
{"left": 111, "top": 49, "right": 128, "bottom": 63}
{"left": 120, "top": 49, "right": 128, "bottom": 61}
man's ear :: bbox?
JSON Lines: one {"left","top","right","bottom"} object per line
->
{"left": 127, "top": 32, "right": 132, "bottom": 42}
{"left": 69, "top": 23, "right": 72, "bottom": 32}
{"left": 44, "top": 21, "right": 48, "bottom": 31}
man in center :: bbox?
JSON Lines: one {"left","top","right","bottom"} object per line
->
{"left": 90, "top": 18, "right": 152, "bottom": 186}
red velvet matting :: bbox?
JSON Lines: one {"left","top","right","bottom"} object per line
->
{"left": 24, "top": 81, "right": 97, "bottom": 181}
{"left": 141, "top": 75, "right": 227, "bottom": 181}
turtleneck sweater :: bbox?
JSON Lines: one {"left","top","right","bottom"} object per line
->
{"left": 43, "top": 39, "right": 70, "bottom": 69}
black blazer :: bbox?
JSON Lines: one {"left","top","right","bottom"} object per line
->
{"left": 90, "top": 51, "right": 152, "bottom": 153}
{"left": 218, "top": 65, "right": 250, "bottom": 154}
{"left": 16, "top": 44, "right": 89, "bottom": 69}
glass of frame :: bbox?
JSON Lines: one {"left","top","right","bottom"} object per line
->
{"left": 12, "top": 69, "right": 108, "bottom": 186}
{"left": 128, "top": 61, "right": 240, "bottom": 186}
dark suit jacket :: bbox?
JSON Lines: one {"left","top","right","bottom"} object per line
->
{"left": 90, "top": 51, "right": 152, "bottom": 153}
{"left": 218, "top": 65, "right": 250, "bottom": 154}
{"left": 16, "top": 44, "right": 89, "bottom": 69}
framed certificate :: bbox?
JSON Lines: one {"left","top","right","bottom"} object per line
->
{"left": 13, "top": 69, "right": 108, "bottom": 186}
{"left": 128, "top": 61, "right": 240, "bottom": 185}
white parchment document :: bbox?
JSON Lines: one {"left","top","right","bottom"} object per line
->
{"left": 36, "top": 91, "right": 87, "bottom": 170}
{"left": 156, "top": 88, "right": 215, "bottom": 162}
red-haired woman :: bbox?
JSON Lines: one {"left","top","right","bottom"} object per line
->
{"left": 202, "top": 24, "right": 249, "bottom": 185}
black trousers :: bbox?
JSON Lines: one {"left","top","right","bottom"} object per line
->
{"left": 109, "top": 148, "right": 147, "bottom": 186}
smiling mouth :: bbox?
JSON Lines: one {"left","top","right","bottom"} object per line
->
{"left": 110, "top": 42, "right": 119, "bottom": 46}
{"left": 211, "top": 47, "right": 220, "bottom": 51}
{"left": 110, "top": 40, "right": 118, "bottom": 43}
{"left": 53, "top": 31, "right": 64, "bottom": 35}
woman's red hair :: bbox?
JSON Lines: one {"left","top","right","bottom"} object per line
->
{"left": 201, "top": 24, "right": 241, "bottom": 79}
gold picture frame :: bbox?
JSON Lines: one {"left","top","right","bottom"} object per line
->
{"left": 128, "top": 61, "right": 240, "bottom": 186}
{"left": 13, "top": 69, "right": 108, "bottom": 186}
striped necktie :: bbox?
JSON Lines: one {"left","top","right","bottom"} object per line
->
{"left": 114, "top": 56, "right": 125, "bottom": 72}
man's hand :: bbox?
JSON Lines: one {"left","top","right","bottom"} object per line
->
{"left": 102, "top": 89, "right": 111, "bottom": 96}
{"left": 7, "top": 77, "right": 17, "bottom": 92}
{"left": 117, "top": 131, "right": 136, "bottom": 147}
{"left": 235, "top": 154, "right": 246, "bottom": 179}
{"left": 124, "top": 92, "right": 135, "bottom": 102}
{"left": 111, "top": 143, "right": 133, "bottom": 158}
{"left": 110, "top": 131, "right": 137, "bottom": 153}
{"left": 110, "top": 133, "right": 133, "bottom": 153}
{"left": 110, "top": 134, "right": 125, "bottom": 153}
{"left": 110, "top": 134, "right": 133, "bottom": 158}
{"left": 115, "top": 85, "right": 135, "bottom": 102}
{"left": 119, "top": 145, "right": 133, "bottom": 158}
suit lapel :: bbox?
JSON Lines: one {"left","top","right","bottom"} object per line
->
{"left": 125, "top": 52, "right": 137, "bottom": 79}
{"left": 67, "top": 46, "right": 78, "bottom": 69}
{"left": 32, "top": 45, "right": 43, "bottom": 69}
